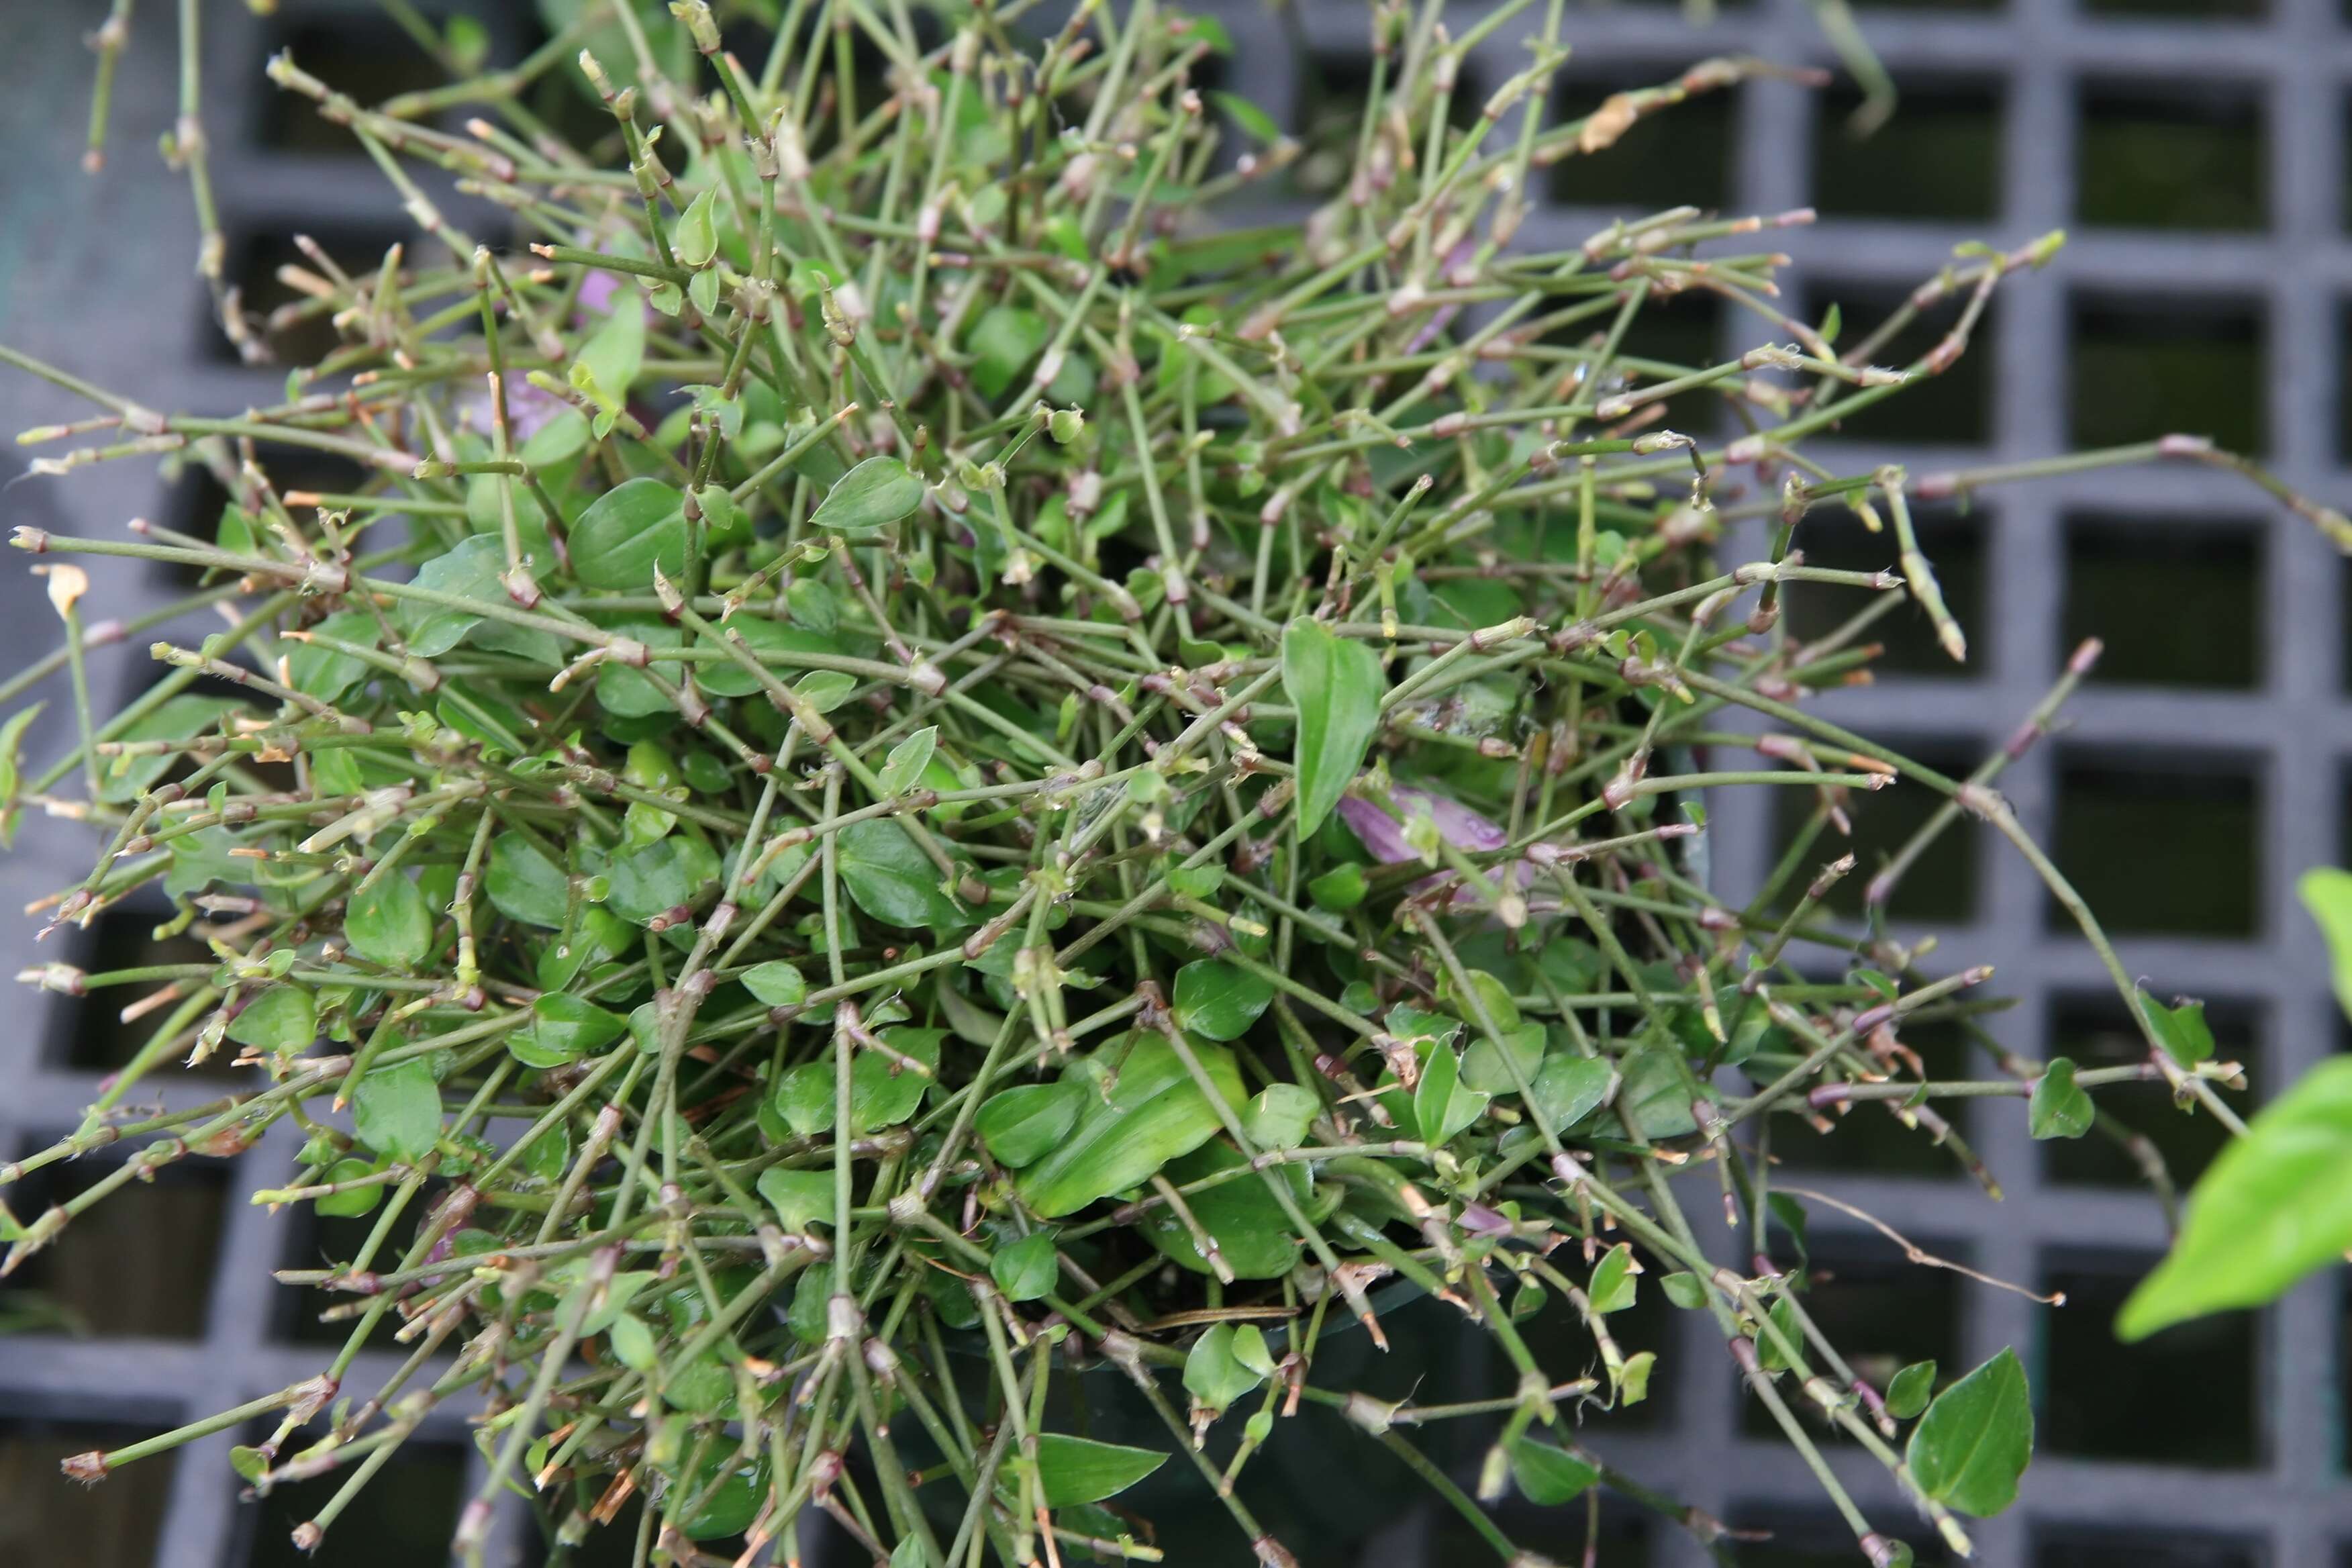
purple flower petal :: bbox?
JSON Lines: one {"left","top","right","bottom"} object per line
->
{"left": 1337, "top": 785, "right": 1506, "bottom": 864}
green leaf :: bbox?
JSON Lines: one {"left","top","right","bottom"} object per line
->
{"left": 1617, "top": 1350, "right": 1655, "bottom": 1404}
{"left": 1413, "top": 1039, "right": 1488, "bottom": 1146}
{"left": 1755, "top": 1295, "right": 1803, "bottom": 1373}
{"left": 1139, "top": 1139, "right": 1308, "bottom": 1279}
{"left": 1016, "top": 1034, "right": 1245, "bottom": 1218}
{"left": 607, "top": 1310, "right": 659, "bottom": 1372}
{"left": 1526, "top": 1052, "right": 1613, "bottom": 1133}
{"left": 577, "top": 295, "right": 645, "bottom": 403}
{"left": 486, "top": 833, "right": 570, "bottom": 928}
{"left": 878, "top": 726, "right": 938, "bottom": 797}
{"left": 1661, "top": 1271, "right": 1708, "bottom": 1310}
{"left": 1440, "top": 967, "right": 1520, "bottom": 1032}
{"left": 2027, "top": 1057, "right": 2094, "bottom": 1140}
{"left": 673, "top": 187, "right": 719, "bottom": 268}
{"left": 1306, "top": 863, "right": 1367, "bottom": 912}
{"left": 1617, "top": 1045, "right": 1698, "bottom": 1138}
{"left": 1032, "top": 1433, "right": 1168, "bottom": 1508}
{"left": 741, "top": 960, "right": 808, "bottom": 1008}
{"left": 228, "top": 986, "right": 316, "bottom": 1055}
{"left": 603, "top": 832, "right": 721, "bottom": 925}
{"left": 352, "top": 1057, "right": 442, "bottom": 1165}
{"left": 756, "top": 1167, "right": 834, "bottom": 1232}
{"left": 315, "top": 1157, "right": 385, "bottom": 1218}
{"left": 528, "top": 994, "right": 629, "bottom": 1059}
{"left": 345, "top": 873, "right": 434, "bottom": 970}
{"left": 1244, "top": 1083, "right": 1318, "bottom": 1150}
{"left": 991, "top": 1230, "right": 1060, "bottom": 1301}
{"left": 2143, "top": 992, "right": 2214, "bottom": 1069}
{"left": 2118, "top": 1055, "right": 2352, "bottom": 1340}
{"left": 676, "top": 1455, "right": 767, "bottom": 1540}
{"left": 1210, "top": 91, "right": 1281, "bottom": 144}
{"left": 1507, "top": 1436, "right": 1598, "bottom": 1506}
{"left": 2308, "top": 868, "right": 2352, "bottom": 1020}
{"left": 810, "top": 456, "right": 924, "bottom": 535}
{"left": 967, "top": 306, "right": 1052, "bottom": 401}
{"left": 837, "top": 818, "right": 962, "bottom": 928}
{"left": 229, "top": 1444, "right": 271, "bottom": 1483}
{"left": 1171, "top": 959, "right": 1274, "bottom": 1042}
{"left": 1905, "top": 1347, "right": 2032, "bottom": 1516}
{"left": 974, "top": 1080, "right": 1085, "bottom": 1168}
{"left": 1462, "top": 1022, "right": 1546, "bottom": 1095}
{"left": 771, "top": 1027, "right": 944, "bottom": 1136}
{"left": 1279, "top": 618, "right": 1384, "bottom": 838}
{"left": 1183, "top": 1322, "right": 1266, "bottom": 1415}
{"left": 570, "top": 478, "right": 687, "bottom": 591}
{"left": 1888, "top": 1360, "right": 1938, "bottom": 1420}
{"left": 399, "top": 536, "right": 511, "bottom": 659}
{"left": 1589, "top": 1242, "right": 1639, "bottom": 1314}
{"left": 286, "top": 610, "right": 378, "bottom": 701}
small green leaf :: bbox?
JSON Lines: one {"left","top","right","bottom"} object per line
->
{"left": 1887, "top": 1360, "right": 1938, "bottom": 1420}
{"left": 2143, "top": 992, "right": 2214, "bottom": 1069}
{"left": 877, "top": 726, "right": 938, "bottom": 797}
{"left": 2305, "top": 867, "right": 2352, "bottom": 1021}
{"left": 2118, "top": 1055, "right": 2352, "bottom": 1340}
{"left": 1661, "top": 1271, "right": 1708, "bottom": 1310}
{"left": 227, "top": 986, "right": 316, "bottom": 1055}
{"left": 1244, "top": 1083, "right": 1318, "bottom": 1150}
{"left": 1526, "top": 1052, "right": 1613, "bottom": 1133}
{"left": 607, "top": 1310, "right": 659, "bottom": 1371}
{"left": 570, "top": 478, "right": 687, "bottom": 591}
{"left": 1905, "top": 1347, "right": 2031, "bottom": 1516}
{"left": 1279, "top": 618, "right": 1384, "bottom": 839}
{"left": 1032, "top": 1433, "right": 1168, "bottom": 1508}
{"left": 974, "top": 1080, "right": 1085, "bottom": 1169}
{"left": 1755, "top": 1295, "right": 1803, "bottom": 1373}
{"left": 756, "top": 1166, "right": 834, "bottom": 1232}
{"left": 577, "top": 297, "right": 644, "bottom": 403}
{"left": 1412, "top": 1038, "right": 1488, "bottom": 1146}
{"left": 345, "top": 873, "right": 434, "bottom": 970}
{"left": 229, "top": 1445, "right": 271, "bottom": 1483}
{"left": 967, "top": 306, "right": 1052, "bottom": 400}
{"left": 1209, "top": 91, "right": 1281, "bottom": 144}
{"left": 740, "top": 961, "right": 807, "bottom": 1008}
{"left": 1306, "top": 863, "right": 1367, "bottom": 912}
{"left": 1183, "top": 1323, "right": 1265, "bottom": 1415}
{"left": 315, "top": 1157, "right": 384, "bottom": 1218}
{"left": 1588, "top": 1242, "right": 1638, "bottom": 1314}
{"left": 1017, "top": 1035, "right": 1245, "bottom": 1218}
{"left": 991, "top": 1230, "right": 1060, "bottom": 1301}
{"left": 1617, "top": 1046, "right": 1698, "bottom": 1138}
{"left": 352, "top": 1057, "right": 442, "bottom": 1165}
{"left": 837, "top": 818, "right": 962, "bottom": 929}
{"left": 1461, "top": 1022, "right": 1546, "bottom": 1095}
{"left": 810, "top": 456, "right": 924, "bottom": 534}
{"left": 486, "top": 834, "right": 569, "bottom": 928}
{"left": 1171, "top": 959, "right": 1274, "bottom": 1042}
{"left": 1617, "top": 1350, "right": 1655, "bottom": 1405}
{"left": 529, "top": 994, "right": 629, "bottom": 1059}
{"left": 1506, "top": 1436, "right": 1598, "bottom": 1506}
{"left": 2027, "top": 1057, "right": 2094, "bottom": 1140}
{"left": 673, "top": 187, "right": 719, "bottom": 268}
{"left": 771, "top": 1027, "right": 944, "bottom": 1136}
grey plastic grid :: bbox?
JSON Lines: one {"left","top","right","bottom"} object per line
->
{"left": 3, "top": 0, "right": 2350, "bottom": 1563}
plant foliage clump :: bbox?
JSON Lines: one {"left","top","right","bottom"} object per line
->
{"left": 0, "top": 2, "right": 2318, "bottom": 1565}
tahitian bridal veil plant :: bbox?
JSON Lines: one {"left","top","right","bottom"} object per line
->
{"left": 0, "top": 3, "right": 2337, "bottom": 1565}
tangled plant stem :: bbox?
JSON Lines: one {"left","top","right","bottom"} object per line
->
{"left": 0, "top": 2, "right": 2323, "bottom": 1565}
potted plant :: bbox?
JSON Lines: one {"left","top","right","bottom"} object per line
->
{"left": 0, "top": 3, "right": 2327, "bottom": 1564}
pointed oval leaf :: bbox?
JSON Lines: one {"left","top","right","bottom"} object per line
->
{"left": 991, "top": 1230, "right": 1060, "bottom": 1302}
{"left": 838, "top": 818, "right": 962, "bottom": 929}
{"left": 1279, "top": 618, "right": 1384, "bottom": 838}
{"left": 740, "top": 960, "right": 809, "bottom": 1008}
{"left": 2118, "top": 1055, "right": 2352, "bottom": 1340}
{"left": 1507, "top": 1436, "right": 1598, "bottom": 1506}
{"left": 974, "top": 1080, "right": 1085, "bottom": 1169}
{"left": 1887, "top": 1360, "right": 1939, "bottom": 1420}
{"left": 810, "top": 456, "right": 924, "bottom": 535}
{"left": 227, "top": 985, "right": 316, "bottom": 1055}
{"left": 1171, "top": 959, "right": 1273, "bottom": 1042}
{"left": 878, "top": 726, "right": 938, "bottom": 797}
{"left": 352, "top": 1057, "right": 442, "bottom": 1165}
{"left": 756, "top": 1166, "right": 834, "bottom": 1232}
{"left": 1183, "top": 1322, "right": 1266, "bottom": 1415}
{"left": 1016, "top": 1035, "right": 1245, "bottom": 1218}
{"left": 570, "top": 478, "right": 687, "bottom": 591}
{"left": 1905, "top": 1347, "right": 2032, "bottom": 1516}
{"left": 2027, "top": 1057, "right": 2094, "bottom": 1140}
{"left": 673, "top": 187, "right": 720, "bottom": 268}
{"left": 1032, "top": 1433, "right": 1168, "bottom": 1508}
{"left": 346, "top": 873, "right": 434, "bottom": 970}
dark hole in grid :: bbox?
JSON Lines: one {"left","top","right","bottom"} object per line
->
{"left": 1549, "top": 68, "right": 1735, "bottom": 213}
{"left": 2035, "top": 1529, "right": 2263, "bottom": 1568}
{"left": 164, "top": 450, "right": 370, "bottom": 587}
{"left": 1741, "top": 1230, "right": 1963, "bottom": 1439}
{"left": 2077, "top": 80, "right": 2267, "bottom": 231}
{"left": 3, "top": 1136, "right": 227, "bottom": 1339}
{"left": 1604, "top": 289, "right": 1730, "bottom": 438}
{"left": 47, "top": 902, "right": 245, "bottom": 1079}
{"left": 1769, "top": 1016, "right": 1975, "bottom": 1177}
{"left": 1772, "top": 737, "right": 1983, "bottom": 925}
{"left": 0, "top": 1410, "right": 179, "bottom": 1568}
{"left": 2063, "top": 514, "right": 2264, "bottom": 689}
{"left": 2042, "top": 1249, "right": 2261, "bottom": 1467}
{"left": 1291, "top": 52, "right": 1485, "bottom": 199}
{"left": 1431, "top": 1492, "right": 1650, "bottom": 1565}
{"left": 1729, "top": 1507, "right": 1951, "bottom": 1566}
{"left": 255, "top": 16, "right": 448, "bottom": 153}
{"left": 232, "top": 1430, "right": 465, "bottom": 1568}
{"left": 1812, "top": 79, "right": 2002, "bottom": 222}
{"left": 2042, "top": 994, "right": 2259, "bottom": 1188}
{"left": 2085, "top": 0, "right": 2265, "bottom": 21}
{"left": 274, "top": 1197, "right": 416, "bottom": 1348}
{"left": 209, "top": 227, "right": 414, "bottom": 367}
{"left": 2332, "top": 299, "right": 2352, "bottom": 460}
{"left": 1801, "top": 280, "right": 1993, "bottom": 446}
{"left": 1783, "top": 502, "right": 1986, "bottom": 678}
{"left": 2049, "top": 749, "right": 2260, "bottom": 938}
{"left": 2069, "top": 295, "right": 2266, "bottom": 455}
